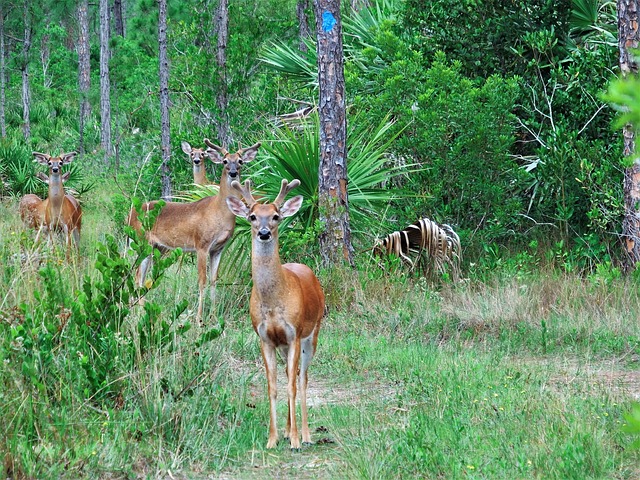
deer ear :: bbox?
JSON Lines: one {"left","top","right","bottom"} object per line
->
{"left": 206, "top": 149, "right": 225, "bottom": 163}
{"left": 226, "top": 196, "right": 249, "bottom": 217}
{"left": 280, "top": 195, "right": 303, "bottom": 218}
{"left": 61, "top": 152, "right": 77, "bottom": 164}
{"left": 61, "top": 172, "right": 71, "bottom": 183}
{"left": 33, "top": 152, "right": 50, "bottom": 165}
{"left": 241, "top": 143, "right": 261, "bottom": 163}
{"left": 36, "top": 171, "right": 49, "bottom": 184}
{"left": 181, "top": 141, "right": 192, "bottom": 155}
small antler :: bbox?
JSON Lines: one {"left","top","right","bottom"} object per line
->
{"left": 204, "top": 138, "right": 228, "bottom": 156}
{"left": 273, "top": 179, "right": 300, "bottom": 208}
{"left": 231, "top": 179, "right": 257, "bottom": 207}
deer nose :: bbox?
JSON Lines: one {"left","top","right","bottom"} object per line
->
{"left": 258, "top": 228, "right": 271, "bottom": 240}
{"left": 229, "top": 170, "right": 238, "bottom": 178}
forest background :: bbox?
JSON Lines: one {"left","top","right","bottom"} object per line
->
{"left": 1, "top": 0, "right": 640, "bottom": 478}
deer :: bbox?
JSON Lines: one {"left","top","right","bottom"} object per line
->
{"left": 127, "top": 140, "right": 261, "bottom": 323}
{"left": 226, "top": 178, "right": 326, "bottom": 450}
{"left": 20, "top": 152, "right": 82, "bottom": 254}
{"left": 181, "top": 141, "right": 216, "bottom": 185}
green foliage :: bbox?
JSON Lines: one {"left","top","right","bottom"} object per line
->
{"left": 400, "top": 0, "right": 574, "bottom": 78}
{"left": 623, "top": 403, "right": 640, "bottom": 450}
{"left": 605, "top": 72, "right": 640, "bottom": 132}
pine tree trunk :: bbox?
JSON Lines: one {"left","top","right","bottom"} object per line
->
{"left": 100, "top": 0, "right": 112, "bottom": 165}
{"left": 21, "top": 0, "right": 31, "bottom": 140}
{"left": 314, "top": 0, "right": 354, "bottom": 267}
{"left": 214, "top": 0, "right": 231, "bottom": 147}
{"left": 158, "top": 0, "right": 172, "bottom": 200}
{"left": 618, "top": 0, "right": 640, "bottom": 271}
{"left": 114, "top": 0, "right": 125, "bottom": 37}
{"left": 78, "top": 0, "right": 91, "bottom": 154}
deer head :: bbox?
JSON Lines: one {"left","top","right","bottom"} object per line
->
{"left": 204, "top": 139, "right": 261, "bottom": 185}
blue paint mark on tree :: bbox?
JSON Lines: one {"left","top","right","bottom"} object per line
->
{"left": 322, "top": 11, "right": 336, "bottom": 32}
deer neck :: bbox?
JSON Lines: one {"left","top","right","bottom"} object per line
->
{"left": 47, "top": 172, "right": 65, "bottom": 213}
{"left": 251, "top": 237, "right": 287, "bottom": 299}
{"left": 193, "top": 164, "right": 207, "bottom": 184}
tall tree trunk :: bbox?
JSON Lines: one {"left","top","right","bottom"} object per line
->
{"left": 158, "top": 0, "right": 172, "bottom": 200}
{"left": 100, "top": 0, "right": 112, "bottom": 165}
{"left": 114, "top": 0, "right": 125, "bottom": 37}
{"left": 40, "top": 18, "right": 51, "bottom": 89}
{"left": 214, "top": 0, "right": 231, "bottom": 147}
{"left": 0, "top": 5, "right": 6, "bottom": 139}
{"left": 297, "top": 0, "right": 312, "bottom": 52}
{"left": 619, "top": 0, "right": 640, "bottom": 271}
{"left": 78, "top": 0, "right": 91, "bottom": 154}
{"left": 314, "top": 0, "right": 354, "bottom": 267}
{"left": 21, "top": 0, "right": 31, "bottom": 140}
{"left": 350, "top": 0, "right": 370, "bottom": 12}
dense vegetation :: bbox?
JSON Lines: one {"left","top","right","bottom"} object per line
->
{"left": 1, "top": 0, "right": 639, "bottom": 478}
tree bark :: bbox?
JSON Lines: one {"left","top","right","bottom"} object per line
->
{"left": 114, "top": 0, "right": 125, "bottom": 37}
{"left": 100, "top": 0, "right": 112, "bottom": 165}
{"left": 214, "top": 0, "right": 231, "bottom": 147}
{"left": 158, "top": 0, "right": 172, "bottom": 200}
{"left": 21, "top": 0, "right": 31, "bottom": 140}
{"left": 297, "top": 0, "right": 312, "bottom": 52}
{"left": 618, "top": 0, "right": 640, "bottom": 271}
{"left": 314, "top": 0, "right": 354, "bottom": 267}
{"left": 78, "top": 0, "right": 91, "bottom": 154}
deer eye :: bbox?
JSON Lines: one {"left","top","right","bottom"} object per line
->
{"left": 272, "top": 214, "right": 280, "bottom": 222}
{"left": 223, "top": 159, "right": 228, "bottom": 164}
{"left": 249, "top": 214, "right": 256, "bottom": 221}
{"left": 238, "top": 160, "right": 243, "bottom": 165}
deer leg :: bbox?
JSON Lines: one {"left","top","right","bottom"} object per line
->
{"left": 262, "top": 341, "right": 279, "bottom": 449}
{"left": 72, "top": 227, "right": 80, "bottom": 249}
{"left": 287, "top": 338, "right": 302, "bottom": 450}
{"left": 299, "top": 331, "right": 316, "bottom": 445}
{"left": 280, "top": 345, "right": 291, "bottom": 440}
{"left": 135, "top": 255, "right": 153, "bottom": 307}
{"left": 196, "top": 250, "right": 208, "bottom": 323}
{"left": 208, "top": 249, "right": 223, "bottom": 306}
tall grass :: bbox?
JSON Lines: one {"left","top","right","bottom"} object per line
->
{"left": 1, "top": 190, "right": 639, "bottom": 479}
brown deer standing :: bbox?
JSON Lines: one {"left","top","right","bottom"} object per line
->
{"left": 181, "top": 141, "right": 216, "bottom": 185}
{"left": 226, "top": 178, "right": 326, "bottom": 450}
{"left": 127, "top": 140, "right": 261, "bottom": 323}
{"left": 19, "top": 152, "right": 82, "bottom": 254}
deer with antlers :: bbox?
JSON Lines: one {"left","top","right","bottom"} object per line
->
{"left": 19, "top": 152, "right": 82, "bottom": 254}
{"left": 127, "top": 140, "right": 261, "bottom": 323}
{"left": 181, "top": 141, "right": 216, "bottom": 185}
{"left": 226, "top": 178, "right": 326, "bottom": 450}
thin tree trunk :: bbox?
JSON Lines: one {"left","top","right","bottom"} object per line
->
{"left": 314, "top": 0, "right": 354, "bottom": 267}
{"left": 350, "top": 0, "right": 370, "bottom": 12}
{"left": 214, "top": 0, "right": 231, "bottom": 147}
{"left": 158, "top": 0, "right": 172, "bottom": 200}
{"left": 21, "top": 0, "right": 31, "bottom": 140}
{"left": 114, "top": 0, "right": 125, "bottom": 37}
{"left": 619, "top": 0, "right": 640, "bottom": 271}
{"left": 100, "top": 0, "right": 112, "bottom": 165}
{"left": 41, "top": 19, "right": 51, "bottom": 89}
{"left": 297, "top": 0, "right": 312, "bottom": 52}
{"left": 0, "top": 5, "right": 6, "bottom": 138}
{"left": 78, "top": 0, "right": 91, "bottom": 154}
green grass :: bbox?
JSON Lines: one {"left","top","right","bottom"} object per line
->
{"left": 1, "top": 192, "right": 639, "bottom": 480}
